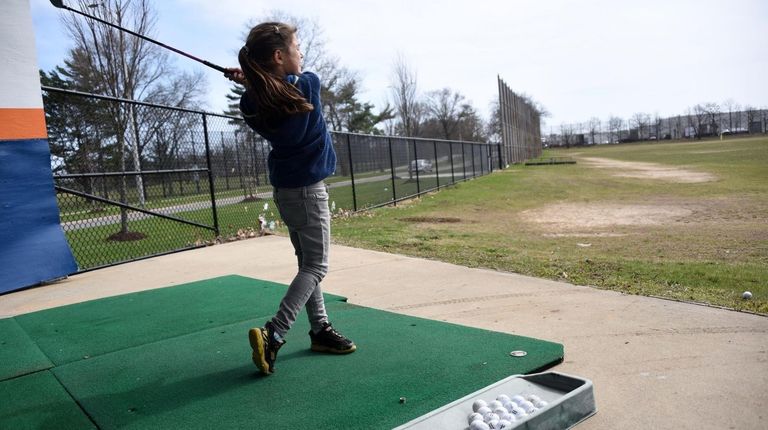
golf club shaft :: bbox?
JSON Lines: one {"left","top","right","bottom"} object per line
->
{"left": 51, "top": 1, "right": 228, "bottom": 74}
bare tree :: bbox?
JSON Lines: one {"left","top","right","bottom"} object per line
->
{"left": 560, "top": 123, "right": 574, "bottom": 148}
{"left": 690, "top": 105, "right": 708, "bottom": 138}
{"left": 60, "top": 0, "right": 205, "bottom": 239}
{"left": 672, "top": 115, "right": 682, "bottom": 139}
{"left": 587, "top": 117, "right": 601, "bottom": 144}
{"left": 455, "top": 103, "right": 486, "bottom": 142}
{"left": 631, "top": 112, "right": 650, "bottom": 140}
{"left": 744, "top": 105, "right": 759, "bottom": 133}
{"left": 608, "top": 116, "right": 623, "bottom": 143}
{"left": 389, "top": 53, "right": 420, "bottom": 136}
{"left": 424, "top": 88, "right": 465, "bottom": 140}
{"left": 722, "top": 98, "right": 740, "bottom": 132}
{"left": 702, "top": 102, "right": 721, "bottom": 136}
{"left": 651, "top": 113, "right": 662, "bottom": 139}
{"left": 486, "top": 101, "right": 501, "bottom": 144}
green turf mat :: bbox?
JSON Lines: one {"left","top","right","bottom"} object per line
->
{"left": 0, "top": 371, "right": 95, "bottom": 430}
{"left": 0, "top": 318, "right": 52, "bottom": 381}
{"left": 52, "top": 300, "right": 562, "bottom": 429}
{"left": 14, "top": 275, "right": 347, "bottom": 366}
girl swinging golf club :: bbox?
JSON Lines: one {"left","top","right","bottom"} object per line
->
{"left": 226, "top": 22, "right": 356, "bottom": 375}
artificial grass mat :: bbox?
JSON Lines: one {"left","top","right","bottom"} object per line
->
{"left": 0, "top": 371, "right": 95, "bottom": 429}
{"left": 0, "top": 318, "right": 52, "bottom": 380}
{"left": 14, "top": 275, "right": 345, "bottom": 366}
{"left": 2, "top": 275, "right": 563, "bottom": 429}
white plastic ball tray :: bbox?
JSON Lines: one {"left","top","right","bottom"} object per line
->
{"left": 393, "top": 371, "right": 596, "bottom": 430}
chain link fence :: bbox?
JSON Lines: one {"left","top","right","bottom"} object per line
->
{"left": 43, "top": 87, "right": 500, "bottom": 271}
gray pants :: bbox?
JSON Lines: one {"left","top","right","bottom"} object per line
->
{"left": 270, "top": 181, "right": 330, "bottom": 336}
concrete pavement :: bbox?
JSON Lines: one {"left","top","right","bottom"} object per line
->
{"left": 2, "top": 235, "right": 766, "bottom": 429}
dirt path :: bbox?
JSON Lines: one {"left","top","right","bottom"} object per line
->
{"left": 519, "top": 202, "right": 693, "bottom": 235}
{"left": 577, "top": 156, "right": 716, "bottom": 183}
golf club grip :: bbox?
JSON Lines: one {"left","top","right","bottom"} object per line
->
{"left": 61, "top": 4, "right": 228, "bottom": 74}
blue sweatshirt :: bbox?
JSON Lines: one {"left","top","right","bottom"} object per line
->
{"left": 239, "top": 71, "right": 336, "bottom": 188}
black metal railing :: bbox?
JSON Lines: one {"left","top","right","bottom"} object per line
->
{"left": 42, "top": 86, "right": 501, "bottom": 271}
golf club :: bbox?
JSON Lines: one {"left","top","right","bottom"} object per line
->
{"left": 49, "top": 0, "right": 229, "bottom": 74}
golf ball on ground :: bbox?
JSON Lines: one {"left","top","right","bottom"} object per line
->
{"left": 473, "top": 399, "right": 488, "bottom": 412}
{"left": 742, "top": 291, "right": 753, "bottom": 299}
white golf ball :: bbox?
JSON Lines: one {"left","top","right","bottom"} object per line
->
{"left": 502, "top": 401, "right": 516, "bottom": 412}
{"left": 500, "top": 412, "right": 516, "bottom": 422}
{"left": 488, "top": 400, "right": 504, "bottom": 410}
{"left": 472, "top": 399, "right": 488, "bottom": 412}
{"left": 496, "top": 394, "right": 511, "bottom": 403}
{"left": 526, "top": 394, "right": 541, "bottom": 403}
{"left": 476, "top": 406, "right": 492, "bottom": 416}
{"left": 519, "top": 401, "right": 536, "bottom": 413}
{"left": 497, "top": 420, "right": 514, "bottom": 430}
{"left": 487, "top": 419, "right": 500, "bottom": 429}
{"left": 470, "top": 420, "right": 490, "bottom": 430}
{"left": 483, "top": 412, "right": 500, "bottom": 423}
{"left": 534, "top": 400, "right": 549, "bottom": 409}
{"left": 509, "top": 406, "right": 527, "bottom": 418}
{"left": 493, "top": 407, "right": 508, "bottom": 417}
{"left": 510, "top": 395, "right": 526, "bottom": 405}
{"left": 468, "top": 412, "right": 484, "bottom": 424}
{"left": 742, "top": 291, "right": 753, "bottom": 299}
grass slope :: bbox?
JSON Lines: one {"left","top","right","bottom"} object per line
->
{"left": 331, "top": 136, "right": 768, "bottom": 314}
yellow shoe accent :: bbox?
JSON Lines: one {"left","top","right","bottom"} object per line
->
{"left": 249, "top": 328, "right": 271, "bottom": 374}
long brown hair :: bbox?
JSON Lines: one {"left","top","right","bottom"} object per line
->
{"left": 238, "top": 22, "right": 313, "bottom": 129}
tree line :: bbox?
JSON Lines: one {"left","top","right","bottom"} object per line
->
{"left": 548, "top": 101, "right": 767, "bottom": 148}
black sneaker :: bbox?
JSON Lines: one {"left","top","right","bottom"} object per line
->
{"left": 248, "top": 322, "right": 285, "bottom": 375}
{"left": 309, "top": 323, "right": 356, "bottom": 354}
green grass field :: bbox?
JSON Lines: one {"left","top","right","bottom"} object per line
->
{"left": 331, "top": 136, "right": 768, "bottom": 314}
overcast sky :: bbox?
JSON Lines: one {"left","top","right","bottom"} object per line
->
{"left": 30, "top": 0, "right": 768, "bottom": 129}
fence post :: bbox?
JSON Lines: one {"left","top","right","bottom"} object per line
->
{"left": 471, "top": 143, "right": 476, "bottom": 178}
{"left": 449, "top": 142, "right": 455, "bottom": 184}
{"left": 388, "top": 137, "right": 397, "bottom": 206}
{"left": 462, "top": 142, "right": 467, "bottom": 180}
{"left": 483, "top": 145, "right": 486, "bottom": 175}
{"left": 497, "top": 142, "right": 503, "bottom": 170}
{"left": 479, "top": 145, "right": 485, "bottom": 176}
{"left": 413, "top": 139, "right": 420, "bottom": 195}
{"left": 346, "top": 133, "right": 357, "bottom": 211}
{"left": 433, "top": 140, "right": 440, "bottom": 190}
{"left": 191, "top": 129, "right": 201, "bottom": 193}
{"left": 202, "top": 113, "right": 219, "bottom": 236}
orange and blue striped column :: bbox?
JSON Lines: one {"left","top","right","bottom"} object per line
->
{"left": 1, "top": 0, "right": 77, "bottom": 293}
